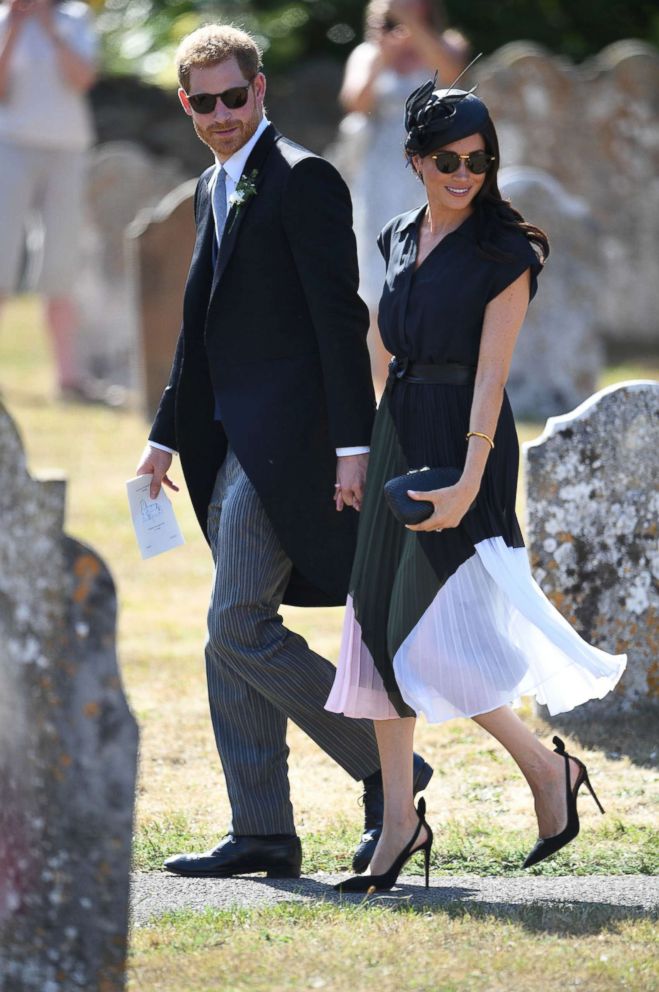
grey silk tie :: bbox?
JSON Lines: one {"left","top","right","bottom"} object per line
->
{"left": 211, "top": 167, "right": 227, "bottom": 417}
{"left": 211, "top": 166, "right": 228, "bottom": 265}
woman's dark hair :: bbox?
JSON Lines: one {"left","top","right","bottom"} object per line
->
{"left": 469, "top": 117, "right": 550, "bottom": 264}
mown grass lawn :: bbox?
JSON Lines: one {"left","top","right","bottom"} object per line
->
{"left": 2, "top": 296, "right": 657, "bottom": 992}
{"left": 128, "top": 903, "right": 657, "bottom": 992}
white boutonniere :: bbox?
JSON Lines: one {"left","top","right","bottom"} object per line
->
{"left": 228, "top": 169, "right": 259, "bottom": 231}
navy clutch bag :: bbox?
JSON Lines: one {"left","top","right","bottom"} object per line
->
{"left": 383, "top": 466, "right": 468, "bottom": 525}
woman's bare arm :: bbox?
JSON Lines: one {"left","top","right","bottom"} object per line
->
{"left": 339, "top": 42, "right": 383, "bottom": 114}
{"left": 459, "top": 269, "right": 531, "bottom": 498}
{"left": 407, "top": 268, "right": 531, "bottom": 532}
{"left": 36, "top": 3, "right": 96, "bottom": 92}
{"left": 0, "top": 3, "right": 28, "bottom": 100}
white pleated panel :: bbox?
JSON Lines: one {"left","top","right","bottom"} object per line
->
{"left": 475, "top": 538, "right": 627, "bottom": 712}
{"left": 392, "top": 537, "right": 627, "bottom": 723}
{"left": 325, "top": 596, "right": 401, "bottom": 719}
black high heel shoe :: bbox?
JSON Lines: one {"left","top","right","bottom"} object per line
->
{"left": 334, "top": 797, "right": 433, "bottom": 893}
{"left": 523, "top": 735, "right": 605, "bottom": 869}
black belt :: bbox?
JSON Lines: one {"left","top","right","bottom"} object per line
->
{"left": 388, "top": 357, "right": 476, "bottom": 386}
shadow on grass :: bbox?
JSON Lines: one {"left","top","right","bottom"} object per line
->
{"left": 538, "top": 704, "right": 658, "bottom": 769}
{"left": 236, "top": 875, "right": 658, "bottom": 935}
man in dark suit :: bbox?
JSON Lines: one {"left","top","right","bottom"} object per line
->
{"left": 136, "top": 23, "right": 432, "bottom": 879}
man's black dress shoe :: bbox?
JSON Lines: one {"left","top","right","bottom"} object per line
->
{"left": 352, "top": 752, "right": 434, "bottom": 874}
{"left": 163, "top": 833, "right": 302, "bottom": 878}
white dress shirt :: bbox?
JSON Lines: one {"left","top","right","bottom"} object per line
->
{"left": 208, "top": 115, "right": 269, "bottom": 216}
{"left": 150, "top": 116, "right": 369, "bottom": 459}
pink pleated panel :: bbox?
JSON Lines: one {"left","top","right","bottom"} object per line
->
{"left": 325, "top": 595, "right": 401, "bottom": 720}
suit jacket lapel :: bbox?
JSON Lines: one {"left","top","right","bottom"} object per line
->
{"left": 182, "top": 173, "right": 215, "bottom": 337}
{"left": 210, "top": 123, "right": 280, "bottom": 299}
{"left": 197, "top": 178, "right": 216, "bottom": 273}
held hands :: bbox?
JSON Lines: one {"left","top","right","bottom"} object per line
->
{"left": 334, "top": 453, "right": 369, "bottom": 512}
{"left": 405, "top": 481, "right": 477, "bottom": 533}
{"left": 136, "top": 445, "right": 180, "bottom": 500}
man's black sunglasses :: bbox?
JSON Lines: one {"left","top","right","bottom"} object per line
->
{"left": 430, "top": 150, "right": 495, "bottom": 175}
{"left": 187, "top": 82, "right": 253, "bottom": 114}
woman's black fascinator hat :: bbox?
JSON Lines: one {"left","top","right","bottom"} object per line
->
{"left": 404, "top": 55, "right": 492, "bottom": 157}
{"left": 403, "top": 54, "right": 550, "bottom": 266}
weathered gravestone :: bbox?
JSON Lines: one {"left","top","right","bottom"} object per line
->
{"left": 0, "top": 402, "right": 138, "bottom": 991}
{"left": 127, "top": 180, "right": 197, "bottom": 420}
{"left": 74, "top": 142, "right": 188, "bottom": 404}
{"left": 524, "top": 380, "right": 659, "bottom": 722}
{"left": 475, "top": 41, "right": 659, "bottom": 353}
{"left": 476, "top": 42, "right": 578, "bottom": 177}
{"left": 499, "top": 166, "right": 603, "bottom": 419}
{"left": 582, "top": 42, "right": 659, "bottom": 352}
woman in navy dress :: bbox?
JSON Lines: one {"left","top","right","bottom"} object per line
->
{"left": 326, "top": 81, "right": 626, "bottom": 891}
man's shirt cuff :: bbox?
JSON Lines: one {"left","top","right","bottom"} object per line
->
{"left": 149, "top": 441, "right": 178, "bottom": 455}
{"left": 149, "top": 441, "right": 367, "bottom": 458}
{"left": 336, "top": 446, "right": 370, "bottom": 457}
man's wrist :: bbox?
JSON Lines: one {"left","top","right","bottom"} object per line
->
{"left": 149, "top": 440, "right": 178, "bottom": 456}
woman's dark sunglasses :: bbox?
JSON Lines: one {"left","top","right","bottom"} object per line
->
{"left": 431, "top": 150, "right": 495, "bottom": 175}
{"left": 187, "top": 82, "right": 253, "bottom": 114}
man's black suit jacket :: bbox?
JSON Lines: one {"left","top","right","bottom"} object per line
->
{"left": 149, "top": 124, "right": 376, "bottom": 606}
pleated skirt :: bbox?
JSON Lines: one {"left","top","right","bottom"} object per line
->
{"left": 325, "top": 380, "right": 626, "bottom": 723}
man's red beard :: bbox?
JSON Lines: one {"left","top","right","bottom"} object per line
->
{"left": 193, "top": 114, "right": 259, "bottom": 158}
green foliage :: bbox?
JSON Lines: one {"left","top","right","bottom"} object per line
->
{"left": 92, "top": 0, "right": 659, "bottom": 83}
{"left": 447, "top": 0, "right": 659, "bottom": 63}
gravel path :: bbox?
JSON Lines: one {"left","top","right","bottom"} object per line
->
{"left": 131, "top": 872, "right": 658, "bottom": 928}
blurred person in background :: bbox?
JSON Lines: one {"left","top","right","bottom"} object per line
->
{"left": 338, "top": 0, "right": 469, "bottom": 391}
{"left": 0, "top": 0, "right": 97, "bottom": 399}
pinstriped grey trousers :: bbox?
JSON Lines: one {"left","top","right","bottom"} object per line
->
{"left": 205, "top": 447, "right": 380, "bottom": 835}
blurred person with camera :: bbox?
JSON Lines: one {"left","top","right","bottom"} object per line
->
{"left": 0, "top": 0, "right": 97, "bottom": 399}
{"left": 337, "top": 0, "right": 469, "bottom": 392}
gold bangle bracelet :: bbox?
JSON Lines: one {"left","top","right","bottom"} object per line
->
{"left": 466, "top": 431, "right": 495, "bottom": 450}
